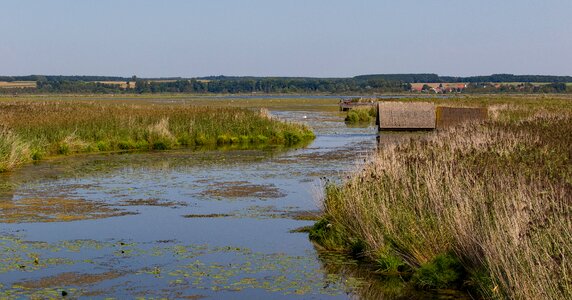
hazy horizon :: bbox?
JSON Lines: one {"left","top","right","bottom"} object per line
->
{"left": 4, "top": 73, "right": 572, "bottom": 80}
{"left": 2, "top": 0, "right": 571, "bottom": 78}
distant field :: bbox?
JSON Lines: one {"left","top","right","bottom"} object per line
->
{"left": 0, "top": 81, "right": 36, "bottom": 89}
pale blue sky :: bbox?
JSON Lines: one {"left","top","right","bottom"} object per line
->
{"left": 1, "top": 0, "right": 571, "bottom": 77}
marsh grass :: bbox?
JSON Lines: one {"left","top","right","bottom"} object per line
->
{"left": 0, "top": 101, "right": 314, "bottom": 172}
{"left": 313, "top": 99, "right": 572, "bottom": 299}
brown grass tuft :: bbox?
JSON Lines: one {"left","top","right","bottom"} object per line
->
{"left": 0, "top": 127, "right": 31, "bottom": 172}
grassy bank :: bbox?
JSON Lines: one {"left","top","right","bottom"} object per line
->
{"left": 0, "top": 101, "right": 314, "bottom": 172}
{"left": 311, "top": 98, "right": 572, "bottom": 299}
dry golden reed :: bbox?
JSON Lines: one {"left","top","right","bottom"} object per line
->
{"left": 319, "top": 105, "right": 572, "bottom": 299}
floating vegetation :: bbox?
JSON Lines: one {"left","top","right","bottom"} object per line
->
{"left": 283, "top": 210, "right": 321, "bottom": 221}
{"left": 15, "top": 271, "right": 124, "bottom": 289}
{"left": 289, "top": 226, "right": 314, "bottom": 233}
{"left": 182, "top": 206, "right": 319, "bottom": 221}
{"left": 134, "top": 246, "right": 366, "bottom": 297}
{"left": 116, "top": 198, "right": 188, "bottom": 208}
{"left": 200, "top": 181, "right": 286, "bottom": 199}
{"left": 182, "top": 213, "right": 233, "bottom": 218}
{"left": 0, "top": 235, "right": 91, "bottom": 274}
{"left": 0, "top": 197, "right": 135, "bottom": 223}
{"left": 0, "top": 196, "right": 195, "bottom": 224}
{"left": 0, "top": 234, "right": 371, "bottom": 298}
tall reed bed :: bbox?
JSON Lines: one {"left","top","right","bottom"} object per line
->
{"left": 0, "top": 101, "right": 314, "bottom": 172}
{"left": 312, "top": 105, "right": 572, "bottom": 299}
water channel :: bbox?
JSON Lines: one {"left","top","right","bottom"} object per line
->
{"left": 0, "top": 98, "right": 456, "bottom": 299}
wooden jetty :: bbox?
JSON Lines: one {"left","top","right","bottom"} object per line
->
{"left": 339, "top": 97, "right": 376, "bottom": 111}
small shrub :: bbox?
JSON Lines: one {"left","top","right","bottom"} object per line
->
{"left": 253, "top": 135, "right": 268, "bottom": 144}
{"left": 177, "top": 134, "right": 192, "bottom": 146}
{"left": 31, "top": 149, "right": 43, "bottom": 161}
{"left": 194, "top": 134, "right": 209, "bottom": 146}
{"left": 57, "top": 143, "right": 70, "bottom": 155}
{"left": 152, "top": 141, "right": 169, "bottom": 150}
{"left": 349, "top": 239, "right": 367, "bottom": 258}
{"left": 216, "top": 135, "right": 231, "bottom": 145}
{"left": 96, "top": 141, "right": 110, "bottom": 151}
{"left": 345, "top": 111, "right": 360, "bottom": 123}
{"left": 117, "top": 140, "right": 137, "bottom": 150}
{"left": 135, "top": 140, "right": 149, "bottom": 149}
{"left": 345, "top": 108, "right": 374, "bottom": 123}
{"left": 283, "top": 131, "right": 301, "bottom": 145}
{"left": 239, "top": 135, "right": 250, "bottom": 143}
{"left": 412, "top": 253, "right": 465, "bottom": 289}
{"left": 309, "top": 218, "right": 350, "bottom": 251}
{"left": 375, "top": 247, "right": 409, "bottom": 274}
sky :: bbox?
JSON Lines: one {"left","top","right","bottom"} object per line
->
{"left": 1, "top": 0, "right": 571, "bottom": 78}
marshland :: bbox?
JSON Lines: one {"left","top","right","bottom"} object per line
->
{"left": 0, "top": 94, "right": 570, "bottom": 299}
{"left": 0, "top": 94, "right": 380, "bottom": 299}
{"left": 3, "top": 0, "right": 572, "bottom": 298}
{"left": 0, "top": 99, "right": 314, "bottom": 172}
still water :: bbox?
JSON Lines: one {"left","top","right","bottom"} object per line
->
{"left": 0, "top": 99, "right": 449, "bottom": 299}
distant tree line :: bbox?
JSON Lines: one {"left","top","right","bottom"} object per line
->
{"left": 463, "top": 82, "right": 569, "bottom": 94}
{"left": 35, "top": 80, "right": 124, "bottom": 93}
{"left": 355, "top": 73, "right": 572, "bottom": 83}
{"left": 134, "top": 78, "right": 410, "bottom": 94}
{"left": 355, "top": 73, "right": 442, "bottom": 83}
{"left": 2, "top": 73, "right": 571, "bottom": 84}
{"left": 0, "top": 74, "right": 570, "bottom": 94}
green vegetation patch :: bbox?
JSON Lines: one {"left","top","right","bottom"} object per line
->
{"left": 0, "top": 101, "right": 315, "bottom": 172}
{"left": 344, "top": 107, "right": 376, "bottom": 123}
{"left": 412, "top": 253, "right": 465, "bottom": 289}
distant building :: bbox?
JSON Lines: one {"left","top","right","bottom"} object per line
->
{"left": 411, "top": 83, "right": 467, "bottom": 93}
